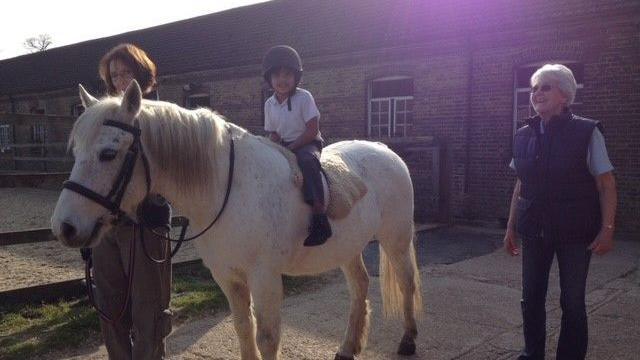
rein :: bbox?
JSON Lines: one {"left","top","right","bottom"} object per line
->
{"left": 81, "top": 226, "right": 137, "bottom": 325}
{"left": 65, "top": 117, "right": 235, "bottom": 323}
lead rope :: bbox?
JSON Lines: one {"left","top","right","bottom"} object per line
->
{"left": 83, "top": 224, "right": 137, "bottom": 324}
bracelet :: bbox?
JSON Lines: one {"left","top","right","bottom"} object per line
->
{"left": 603, "top": 224, "right": 614, "bottom": 230}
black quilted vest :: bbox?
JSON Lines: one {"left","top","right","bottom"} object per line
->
{"left": 513, "top": 110, "right": 602, "bottom": 242}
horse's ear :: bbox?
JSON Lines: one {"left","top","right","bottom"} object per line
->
{"left": 79, "top": 84, "right": 98, "bottom": 108}
{"left": 120, "top": 80, "right": 142, "bottom": 120}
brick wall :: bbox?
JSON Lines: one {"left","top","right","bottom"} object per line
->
{"left": 1, "top": 0, "right": 637, "bottom": 233}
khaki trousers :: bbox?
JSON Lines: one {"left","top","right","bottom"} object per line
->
{"left": 93, "top": 225, "right": 172, "bottom": 360}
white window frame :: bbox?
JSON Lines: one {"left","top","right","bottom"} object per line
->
{"left": 0, "top": 124, "right": 11, "bottom": 152}
{"left": 32, "top": 123, "right": 47, "bottom": 143}
{"left": 368, "top": 96, "right": 413, "bottom": 137}
{"left": 368, "top": 76, "right": 414, "bottom": 138}
{"left": 393, "top": 97, "right": 413, "bottom": 137}
{"left": 513, "top": 61, "right": 584, "bottom": 134}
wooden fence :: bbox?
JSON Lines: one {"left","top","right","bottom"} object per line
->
{"left": 0, "top": 113, "right": 75, "bottom": 172}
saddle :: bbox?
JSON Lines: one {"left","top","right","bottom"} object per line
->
{"left": 259, "top": 137, "right": 368, "bottom": 219}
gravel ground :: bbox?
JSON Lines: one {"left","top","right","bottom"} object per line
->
{"left": 0, "top": 238, "right": 199, "bottom": 292}
{"left": 0, "top": 188, "right": 60, "bottom": 232}
{"left": 0, "top": 187, "right": 198, "bottom": 292}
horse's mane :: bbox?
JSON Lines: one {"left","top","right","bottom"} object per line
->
{"left": 70, "top": 98, "right": 225, "bottom": 194}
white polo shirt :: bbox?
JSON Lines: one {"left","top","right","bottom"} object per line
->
{"left": 264, "top": 88, "right": 321, "bottom": 143}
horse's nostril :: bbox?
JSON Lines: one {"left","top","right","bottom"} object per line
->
{"left": 61, "top": 221, "right": 76, "bottom": 240}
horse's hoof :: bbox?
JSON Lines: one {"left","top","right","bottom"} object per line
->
{"left": 397, "top": 335, "right": 416, "bottom": 356}
{"left": 334, "top": 353, "right": 354, "bottom": 360}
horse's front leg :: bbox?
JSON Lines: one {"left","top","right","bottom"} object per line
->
{"left": 249, "top": 270, "right": 283, "bottom": 360}
{"left": 218, "top": 278, "right": 260, "bottom": 360}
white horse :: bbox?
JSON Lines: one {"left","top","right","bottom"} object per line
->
{"left": 51, "top": 81, "right": 422, "bottom": 360}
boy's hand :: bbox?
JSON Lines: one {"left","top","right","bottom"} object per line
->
{"left": 268, "top": 132, "right": 281, "bottom": 143}
{"left": 287, "top": 142, "right": 299, "bottom": 151}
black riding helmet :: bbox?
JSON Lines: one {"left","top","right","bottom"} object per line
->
{"left": 262, "top": 45, "right": 303, "bottom": 85}
{"left": 262, "top": 45, "right": 303, "bottom": 110}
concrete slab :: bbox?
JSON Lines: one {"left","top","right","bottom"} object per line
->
{"left": 41, "top": 226, "right": 640, "bottom": 359}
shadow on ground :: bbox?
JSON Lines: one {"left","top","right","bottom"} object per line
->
{"left": 364, "top": 226, "right": 504, "bottom": 276}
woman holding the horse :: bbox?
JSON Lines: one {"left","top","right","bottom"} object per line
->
{"left": 504, "top": 63, "right": 617, "bottom": 359}
{"left": 93, "top": 43, "right": 172, "bottom": 360}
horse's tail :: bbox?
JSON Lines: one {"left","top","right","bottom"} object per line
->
{"left": 379, "top": 227, "right": 423, "bottom": 318}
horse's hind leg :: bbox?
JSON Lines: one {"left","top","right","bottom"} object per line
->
{"left": 249, "top": 271, "right": 283, "bottom": 360}
{"left": 393, "top": 248, "right": 421, "bottom": 355}
{"left": 336, "top": 254, "right": 370, "bottom": 360}
{"left": 218, "top": 279, "right": 260, "bottom": 360}
{"left": 378, "top": 224, "right": 423, "bottom": 355}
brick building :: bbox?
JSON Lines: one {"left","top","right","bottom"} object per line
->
{"left": 1, "top": 0, "right": 638, "bottom": 232}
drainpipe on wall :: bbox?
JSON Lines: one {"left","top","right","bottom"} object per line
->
{"left": 463, "top": 35, "right": 474, "bottom": 195}
{"left": 461, "top": 34, "right": 475, "bottom": 221}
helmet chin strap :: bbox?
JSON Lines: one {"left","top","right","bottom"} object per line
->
{"left": 270, "top": 81, "right": 297, "bottom": 111}
{"left": 287, "top": 88, "right": 296, "bottom": 111}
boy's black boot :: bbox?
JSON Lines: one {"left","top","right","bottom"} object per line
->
{"left": 304, "top": 213, "right": 332, "bottom": 247}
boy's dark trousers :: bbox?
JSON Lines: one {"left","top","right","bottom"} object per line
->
{"left": 286, "top": 140, "right": 324, "bottom": 207}
{"left": 518, "top": 235, "right": 592, "bottom": 360}
{"left": 93, "top": 224, "right": 172, "bottom": 360}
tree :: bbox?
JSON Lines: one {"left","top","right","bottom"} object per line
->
{"left": 24, "top": 34, "right": 53, "bottom": 53}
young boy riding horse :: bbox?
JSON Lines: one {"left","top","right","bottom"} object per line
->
{"left": 262, "top": 45, "right": 332, "bottom": 246}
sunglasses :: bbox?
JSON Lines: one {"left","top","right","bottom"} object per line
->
{"left": 530, "top": 84, "right": 553, "bottom": 94}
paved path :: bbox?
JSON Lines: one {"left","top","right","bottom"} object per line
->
{"left": 46, "top": 227, "right": 639, "bottom": 359}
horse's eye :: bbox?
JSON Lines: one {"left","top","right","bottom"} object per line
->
{"left": 99, "top": 149, "right": 118, "bottom": 162}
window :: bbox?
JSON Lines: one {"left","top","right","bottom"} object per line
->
{"left": 0, "top": 125, "right": 11, "bottom": 152}
{"left": 32, "top": 124, "right": 46, "bottom": 143}
{"left": 368, "top": 77, "right": 414, "bottom": 137}
{"left": 186, "top": 94, "right": 211, "bottom": 110}
{"left": 513, "top": 62, "right": 584, "bottom": 133}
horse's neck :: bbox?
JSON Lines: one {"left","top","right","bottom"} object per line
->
{"left": 150, "top": 114, "right": 231, "bottom": 223}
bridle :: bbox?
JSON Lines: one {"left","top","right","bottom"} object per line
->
{"left": 63, "top": 117, "right": 235, "bottom": 323}
{"left": 63, "top": 119, "right": 150, "bottom": 225}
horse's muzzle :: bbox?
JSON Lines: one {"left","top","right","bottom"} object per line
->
{"left": 55, "top": 219, "right": 105, "bottom": 248}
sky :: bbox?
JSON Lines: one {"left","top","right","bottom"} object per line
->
{"left": 0, "top": 0, "right": 268, "bottom": 60}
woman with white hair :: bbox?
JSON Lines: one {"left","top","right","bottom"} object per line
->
{"left": 503, "top": 64, "right": 617, "bottom": 359}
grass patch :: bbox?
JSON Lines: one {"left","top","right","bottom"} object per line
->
{"left": 0, "top": 299, "right": 101, "bottom": 360}
{"left": 171, "top": 264, "right": 227, "bottom": 321}
{"left": 0, "top": 261, "right": 328, "bottom": 359}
